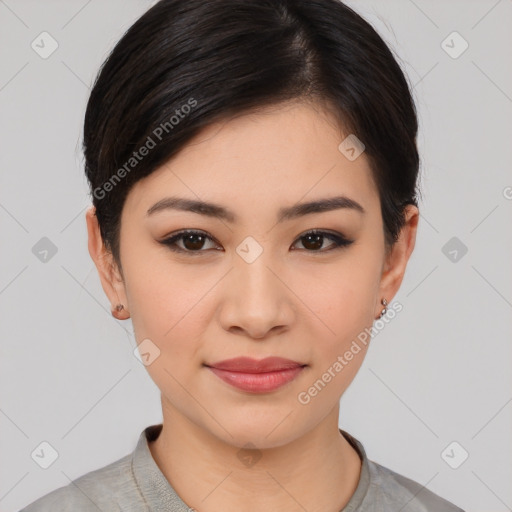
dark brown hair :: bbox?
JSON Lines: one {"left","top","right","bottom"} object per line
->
{"left": 83, "top": 0, "right": 420, "bottom": 268}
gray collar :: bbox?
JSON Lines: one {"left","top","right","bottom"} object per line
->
{"left": 131, "top": 424, "right": 370, "bottom": 511}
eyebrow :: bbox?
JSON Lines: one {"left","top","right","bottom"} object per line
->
{"left": 146, "top": 195, "right": 365, "bottom": 223}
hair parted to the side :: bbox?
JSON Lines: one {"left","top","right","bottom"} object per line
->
{"left": 83, "top": 0, "right": 421, "bottom": 270}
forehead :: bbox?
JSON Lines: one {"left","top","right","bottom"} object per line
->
{"left": 124, "top": 101, "right": 379, "bottom": 219}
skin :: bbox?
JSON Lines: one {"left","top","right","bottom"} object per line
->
{"left": 86, "top": 99, "right": 418, "bottom": 512}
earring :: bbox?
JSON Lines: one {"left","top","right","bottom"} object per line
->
{"left": 378, "top": 298, "right": 388, "bottom": 319}
{"left": 112, "top": 303, "right": 128, "bottom": 319}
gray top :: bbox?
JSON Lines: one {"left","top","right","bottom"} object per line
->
{"left": 20, "top": 424, "right": 465, "bottom": 512}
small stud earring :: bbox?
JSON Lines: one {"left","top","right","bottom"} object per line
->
{"left": 112, "top": 303, "right": 128, "bottom": 319}
{"left": 378, "top": 298, "right": 388, "bottom": 319}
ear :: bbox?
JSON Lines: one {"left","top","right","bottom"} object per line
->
{"left": 85, "top": 206, "right": 130, "bottom": 319}
{"left": 376, "top": 204, "right": 419, "bottom": 317}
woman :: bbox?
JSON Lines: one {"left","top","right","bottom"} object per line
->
{"left": 21, "top": 0, "right": 465, "bottom": 510}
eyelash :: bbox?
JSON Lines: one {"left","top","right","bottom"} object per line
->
{"left": 159, "top": 229, "right": 354, "bottom": 255}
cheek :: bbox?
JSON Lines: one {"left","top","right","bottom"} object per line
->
{"left": 290, "top": 251, "right": 380, "bottom": 400}
{"left": 127, "top": 271, "right": 208, "bottom": 402}
{"left": 124, "top": 256, "right": 215, "bottom": 362}
{"left": 293, "top": 254, "right": 380, "bottom": 342}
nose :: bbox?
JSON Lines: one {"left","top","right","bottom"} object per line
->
{"left": 218, "top": 251, "right": 295, "bottom": 340}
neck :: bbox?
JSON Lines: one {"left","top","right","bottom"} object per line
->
{"left": 148, "top": 397, "right": 362, "bottom": 512}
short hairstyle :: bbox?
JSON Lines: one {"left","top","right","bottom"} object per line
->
{"left": 83, "top": 0, "right": 420, "bottom": 267}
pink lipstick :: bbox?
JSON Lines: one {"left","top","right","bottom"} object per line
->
{"left": 205, "top": 356, "right": 306, "bottom": 393}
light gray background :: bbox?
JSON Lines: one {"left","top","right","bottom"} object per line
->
{"left": 1, "top": 1, "right": 511, "bottom": 511}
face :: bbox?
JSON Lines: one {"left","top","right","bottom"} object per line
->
{"left": 88, "top": 100, "right": 417, "bottom": 449}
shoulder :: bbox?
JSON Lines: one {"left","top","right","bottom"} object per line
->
{"left": 18, "top": 453, "right": 139, "bottom": 512}
{"left": 366, "top": 460, "right": 465, "bottom": 512}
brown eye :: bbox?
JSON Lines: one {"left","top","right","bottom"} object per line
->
{"left": 293, "top": 230, "right": 354, "bottom": 252}
{"left": 300, "top": 233, "right": 324, "bottom": 251}
{"left": 181, "top": 233, "right": 207, "bottom": 251}
{"left": 160, "top": 230, "right": 219, "bottom": 254}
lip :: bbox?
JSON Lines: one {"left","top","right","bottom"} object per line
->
{"left": 207, "top": 356, "right": 305, "bottom": 373}
{"left": 205, "top": 357, "right": 306, "bottom": 393}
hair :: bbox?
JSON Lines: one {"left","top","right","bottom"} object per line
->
{"left": 83, "top": 0, "right": 421, "bottom": 270}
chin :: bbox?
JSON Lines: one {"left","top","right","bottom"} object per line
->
{"left": 207, "top": 412, "right": 305, "bottom": 451}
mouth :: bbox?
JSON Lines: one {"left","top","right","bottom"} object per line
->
{"left": 204, "top": 357, "right": 307, "bottom": 393}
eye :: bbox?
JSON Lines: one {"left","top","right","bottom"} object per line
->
{"left": 160, "top": 228, "right": 353, "bottom": 255}
{"left": 160, "top": 230, "right": 220, "bottom": 255}
{"left": 291, "top": 229, "right": 354, "bottom": 252}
